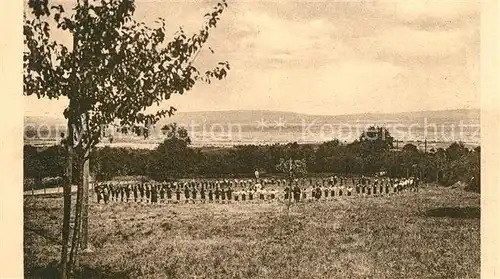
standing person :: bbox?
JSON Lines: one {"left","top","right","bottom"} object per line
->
{"left": 293, "top": 184, "right": 301, "bottom": 203}
{"left": 175, "top": 186, "right": 181, "bottom": 204}
{"left": 151, "top": 185, "right": 158, "bottom": 204}
{"left": 96, "top": 184, "right": 103, "bottom": 204}
{"left": 109, "top": 184, "right": 115, "bottom": 202}
{"left": 200, "top": 186, "right": 206, "bottom": 203}
{"left": 208, "top": 187, "right": 214, "bottom": 203}
{"left": 94, "top": 184, "right": 101, "bottom": 203}
{"left": 221, "top": 187, "right": 226, "bottom": 204}
{"left": 301, "top": 186, "right": 307, "bottom": 201}
{"left": 259, "top": 186, "right": 265, "bottom": 201}
{"left": 166, "top": 184, "right": 173, "bottom": 203}
{"left": 233, "top": 189, "right": 239, "bottom": 202}
{"left": 103, "top": 185, "right": 110, "bottom": 204}
{"left": 378, "top": 179, "right": 383, "bottom": 196}
{"left": 215, "top": 187, "right": 220, "bottom": 203}
{"left": 227, "top": 186, "right": 233, "bottom": 202}
{"left": 284, "top": 185, "right": 290, "bottom": 201}
{"left": 184, "top": 186, "right": 190, "bottom": 204}
{"left": 324, "top": 185, "right": 329, "bottom": 201}
{"left": 160, "top": 185, "right": 165, "bottom": 203}
{"left": 116, "top": 184, "right": 121, "bottom": 202}
{"left": 120, "top": 185, "right": 125, "bottom": 202}
{"left": 115, "top": 184, "right": 120, "bottom": 202}
{"left": 315, "top": 185, "right": 322, "bottom": 201}
{"left": 241, "top": 189, "right": 246, "bottom": 202}
{"left": 139, "top": 184, "right": 145, "bottom": 202}
{"left": 107, "top": 184, "right": 112, "bottom": 202}
{"left": 270, "top": 188, "right": 276, "bottom": 200}
{"left": 104, "top": 184, "right": 112, "bottom": 201}
{"left": 347, "top": 184, "right": 352, "bottom": 196}
{"left": 145, "top": 184, "right": 151, "bottom": 203}
{"left": 125, "top": 184, "right": 131, "bottom": 202}
{"left": 192, "top": 186, "right": 198, "bottom": 204}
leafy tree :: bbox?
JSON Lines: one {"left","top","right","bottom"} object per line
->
{"left": 402, "top": 143, "right": 418, "bottom": 153}
{"left": 445, "top": 142, "right": 469, "bottom": 161}
{"left": 24, "top": 138, "right": 480, "bottom": 193}
{"left": 24, "top": 0, "right": 230, "bottom": 277}
{"left": 151, "top": 126, "right": 193, "bottom": 180}
{"left": 24, "top": 145, "right": 43, "bottom": 190}
{"left": 24, "top": 145, "right": 42, "bottom": 179}
{"left": 359, "top": 126, "right": 394, "bottom": 150}
{"left": 39, "top": 145, "right": 66, "bottom": 177}
{"left": 161, "top": 123, "right": 191, "bottom": 145}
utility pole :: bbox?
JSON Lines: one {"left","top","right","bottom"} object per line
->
{"left": 424, "top": 138, "right": 427, "bottom": 153}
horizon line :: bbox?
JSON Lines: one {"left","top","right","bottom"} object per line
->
{"left": 24, "top": 107, "right": 480, "bottom": 119}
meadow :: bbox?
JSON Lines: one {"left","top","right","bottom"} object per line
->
{"left": 24, "top": 185, "right": 480, "bottom": 279}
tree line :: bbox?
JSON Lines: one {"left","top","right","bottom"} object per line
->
{"left": 24, "top": 126, "right": 480, "bottom": 192}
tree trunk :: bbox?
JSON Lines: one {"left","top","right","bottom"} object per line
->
{"left": 81, "top": 152, "right": 90, "bottom": 250}
{"left": 60, "top": 120, "right": 74, "bottom": 279}
{"left": 68, "top": 156, "right": 84, "bottom": 274}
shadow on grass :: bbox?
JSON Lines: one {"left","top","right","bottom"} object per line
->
{"left": 25, "top": 262, "right": 131, "bottom": 279}
{"left": 425, "top": 207, "right": 480, "bottom": 219}
{"left": 24, "top": 193, "right": 66, "bottom": 199}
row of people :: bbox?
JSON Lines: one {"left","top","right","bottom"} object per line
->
{"left": 93, "top": 177, "right": 418, "bottom": 204}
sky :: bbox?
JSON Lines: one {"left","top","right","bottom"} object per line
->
{"left": 24, "top": 0, "right": 481, "bottom": 117}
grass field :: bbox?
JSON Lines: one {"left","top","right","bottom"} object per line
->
{"left": 24, "top": 185, "right": 480, "bottom": 279}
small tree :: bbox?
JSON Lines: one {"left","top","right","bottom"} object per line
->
{"left": 161, "top": 123, "right": 192, "bottom": 144}
{"left": 24, "top": 0, "right": 230, "bottom": 277}
{"left": 276, "top": 158, "right": 307, "bottom": 213}
{"left": 151, "top": 124, "right": 193, "bottom": 180}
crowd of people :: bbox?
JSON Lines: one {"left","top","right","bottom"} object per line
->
{"left": 93, "top": 176, "right": 420, "bottom": 205}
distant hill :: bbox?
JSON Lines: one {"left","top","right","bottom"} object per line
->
{"left": 24, "top": 108, "right": 480, "bottom": 128}
{"left": 159, "top": 108, "right": 480, "bottom": 126}
{"left": 24, "top": 109, "right": 480, "bottom": 147}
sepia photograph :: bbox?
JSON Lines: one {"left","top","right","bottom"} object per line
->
{"left": 19, "top": 0, "right": 487, "bottom": 278}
